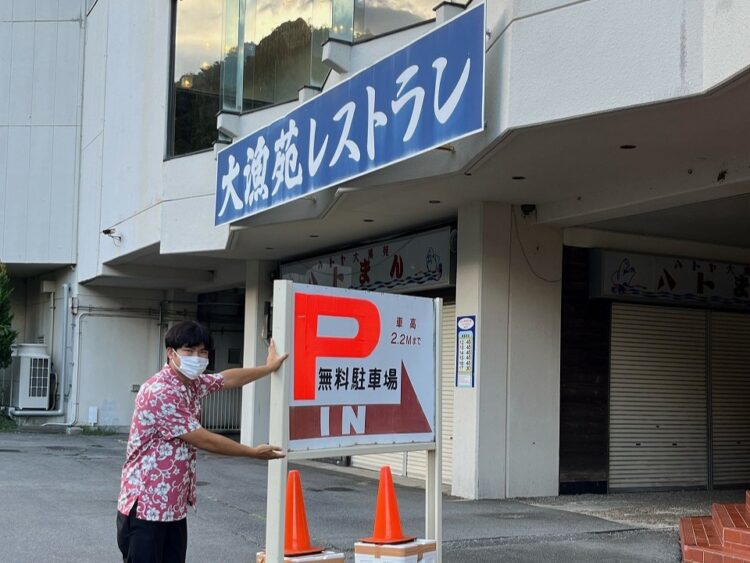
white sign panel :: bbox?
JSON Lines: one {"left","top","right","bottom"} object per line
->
{"left": 287, "top": 283, "right": 436, "bottom": 452}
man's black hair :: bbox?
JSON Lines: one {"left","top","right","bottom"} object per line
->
{"left": 164, "top": 320, "right": 213, "bottom": 351}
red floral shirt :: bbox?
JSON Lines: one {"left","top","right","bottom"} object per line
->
{"left": 117, "top": 365, "right": 224, "bottom": 521}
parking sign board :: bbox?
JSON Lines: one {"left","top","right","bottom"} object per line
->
{"left": 287, "top": 283, "right": 436, "bottom": 452}
{"left": 264, "top": 280, "right": 443, "bottom": 563}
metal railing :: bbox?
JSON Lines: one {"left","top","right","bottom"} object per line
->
{"left": 201, "top": 386, "right": 242, "bottom": 432}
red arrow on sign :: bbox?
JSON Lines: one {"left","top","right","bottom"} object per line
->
{"left": 289, "top": 361, "right": 431, "bottom": 440}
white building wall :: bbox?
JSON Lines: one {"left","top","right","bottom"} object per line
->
{"left": 66, "top": 284, "right": 171, "bottom": 429}
{"left": 702, "top": 0, "right": 750, "bottom": 88}
{"left": 161, "top": 152, "right": 231, "bottom": 255}
{"left": 499, "top": 0, "right": 702, "bottom": 128}
{"left": 78, "top": 0, "right": 171, "bottom": 279}
{"left": 74, "top": 313, "right": 161, "bottom": 428}
{"left": 77, "top": 0, "right": 107, "bottom": 281}
{"left": 0, "top": 1, "right": 83, "bottom": 266}
{"left": 506, "top": 213, "right": 562, "bottom": 497}
{"left": 454, "top": 203, "right": 562, "bottom": 499}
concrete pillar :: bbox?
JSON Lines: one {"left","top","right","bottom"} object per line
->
{"left": 452, "top": 202, "right": 562, "bottom": 499}
{"left": 506, "top": 206, "right": 562, "bottom": 498}
{"left": 240, "top": 260, "right": 276, "bottom": 447}
{"left": 453, "top": 202, "right": 511, "bottom": 499}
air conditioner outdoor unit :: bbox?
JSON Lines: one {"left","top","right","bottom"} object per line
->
{"left": 9, "top": 344, "right": 51, "bottom": 410}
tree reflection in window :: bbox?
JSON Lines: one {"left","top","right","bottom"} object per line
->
{"left": 170, "top": 0, "right": 223, "bottom": 156}
{"left": 168, "top": 0, "right": 471, "bottom": 157}
{"left": 240, "top": 1, "right": 331, "bottom": 111}
{"left": 354, "top": 0, "right": 433, "bottom": 41}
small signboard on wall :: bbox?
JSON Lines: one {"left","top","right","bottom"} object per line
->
{"left": 280, "top": 226, "right": 453, "bottom": 294}
{"left": 455, "top": 315, "right": 476, "bottom": 388}
{"left": 590, "top": 249, "right": 750, "bottom": 310}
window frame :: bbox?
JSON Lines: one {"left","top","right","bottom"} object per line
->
{"left": 165, "top": 0, "right": 223, "bottom": 160}
{"left": 164, "top": 0, "right": 178, "bottom": 159}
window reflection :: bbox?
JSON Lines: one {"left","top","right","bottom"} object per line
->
{"left": 352, "top": 0, "right": 465, "bottom": 41}
{"left": 170, "top": 0, "right": 471, "bottom": 157}
{"left": 240, "top": 0, "right": 330, "bottom": 111}
{"left": 170, "top": 0, "right": 223, "bottom": 156}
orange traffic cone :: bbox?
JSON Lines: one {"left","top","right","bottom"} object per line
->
{"left": 360, "top": 466, "right": 415, "bottom": 545}
{"left": 284, "top": 470, "right": 323, "bottom": 556}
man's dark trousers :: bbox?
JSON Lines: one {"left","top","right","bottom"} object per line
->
{"left": 117, "top": 503, "right": 188, "bottom": 563}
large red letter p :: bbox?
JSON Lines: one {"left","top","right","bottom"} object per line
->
{"left": 294, "top": 293, "right": 380, "bottom": 401}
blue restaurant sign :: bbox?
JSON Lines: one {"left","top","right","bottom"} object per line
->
{"left": 215, "top": 3, "right": 485, "bottom": 225}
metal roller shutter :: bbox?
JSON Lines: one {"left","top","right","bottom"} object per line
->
{"left": 710, "top": 311, "right": 750, "bottom": 487}
{"left": 352, "top": 452, "right": 406, "bottom": 475}
{"left": 405, "top": 302, "right": 455, "bottom": 486}
{"left": 609, "top": 303, "right": 708, "bottom": 491}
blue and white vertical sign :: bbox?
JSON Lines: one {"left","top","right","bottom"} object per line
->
{"left": 215, "top": 3, "right": 486, "bottom": 225}
{"left": 456, "top": 315, "right": 476, "bottom": 388}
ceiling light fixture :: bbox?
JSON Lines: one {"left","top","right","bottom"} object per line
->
{"left": 512, "top": 176, "right": 526, "bottom": 180}
{"left": 619, "top": 144, "right": 637, "bottom": 150}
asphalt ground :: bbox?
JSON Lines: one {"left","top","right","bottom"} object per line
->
{"left": 1, "top": 431, "right": 740, "bottom": 562}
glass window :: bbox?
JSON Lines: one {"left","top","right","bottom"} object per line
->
{"left": 169, "top": 0, "right": 223, "bottom": 157}
{"left": 354, "top": 0, "right": 435, "bottom": 41}
{"left": 335, "top": 0, "right": 469, "bottom": 43}
{"left": 215, "top": 0, "right": 473, "bottom": 123}
{"left": 237, "top": 0, "right": 330, "bottom": 111}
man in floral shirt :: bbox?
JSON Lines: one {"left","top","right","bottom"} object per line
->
{"left": 116, "top": 320, "right": 287, "bottom": 562}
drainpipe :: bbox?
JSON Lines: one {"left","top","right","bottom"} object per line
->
{"left": 48, "top": 287, "right": 55, "bottom": 361}
{"left": 8, "top": 283, "right": 70, "bottom": 418}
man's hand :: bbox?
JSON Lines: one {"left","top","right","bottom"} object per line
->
{"left": 221, "top": 340, "right": 289, "bottom": 389}
{"left": 266, "top": 339, "right": 289, "bottom": 372}
{"left": 252, "top": 444, "right": 285, "bottom": 460}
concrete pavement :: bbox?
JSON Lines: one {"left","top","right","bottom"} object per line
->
{"left": 0, "top": 431, "right": 731, "bottom": 562}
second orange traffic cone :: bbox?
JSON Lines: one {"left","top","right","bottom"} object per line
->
{"left": 284, "top": 470, "right": 323, "bottom": 556}
{"left": 360, "top": 466, "right": 415, "bottom": 545}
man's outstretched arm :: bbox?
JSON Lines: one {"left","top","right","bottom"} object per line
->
{"left": 180, "top": 427, "right": 284, "bottom": 460}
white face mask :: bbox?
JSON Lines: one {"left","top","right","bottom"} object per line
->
{"left": 173, "top": 354, "right": 209, "bottom": 380}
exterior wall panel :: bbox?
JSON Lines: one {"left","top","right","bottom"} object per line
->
{"left": 0, "top": 9, "right": 82, "bottom": 266}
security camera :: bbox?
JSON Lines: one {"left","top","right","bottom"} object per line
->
{"left": 102, "top": 228, "right": 122, "bottom": 244}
